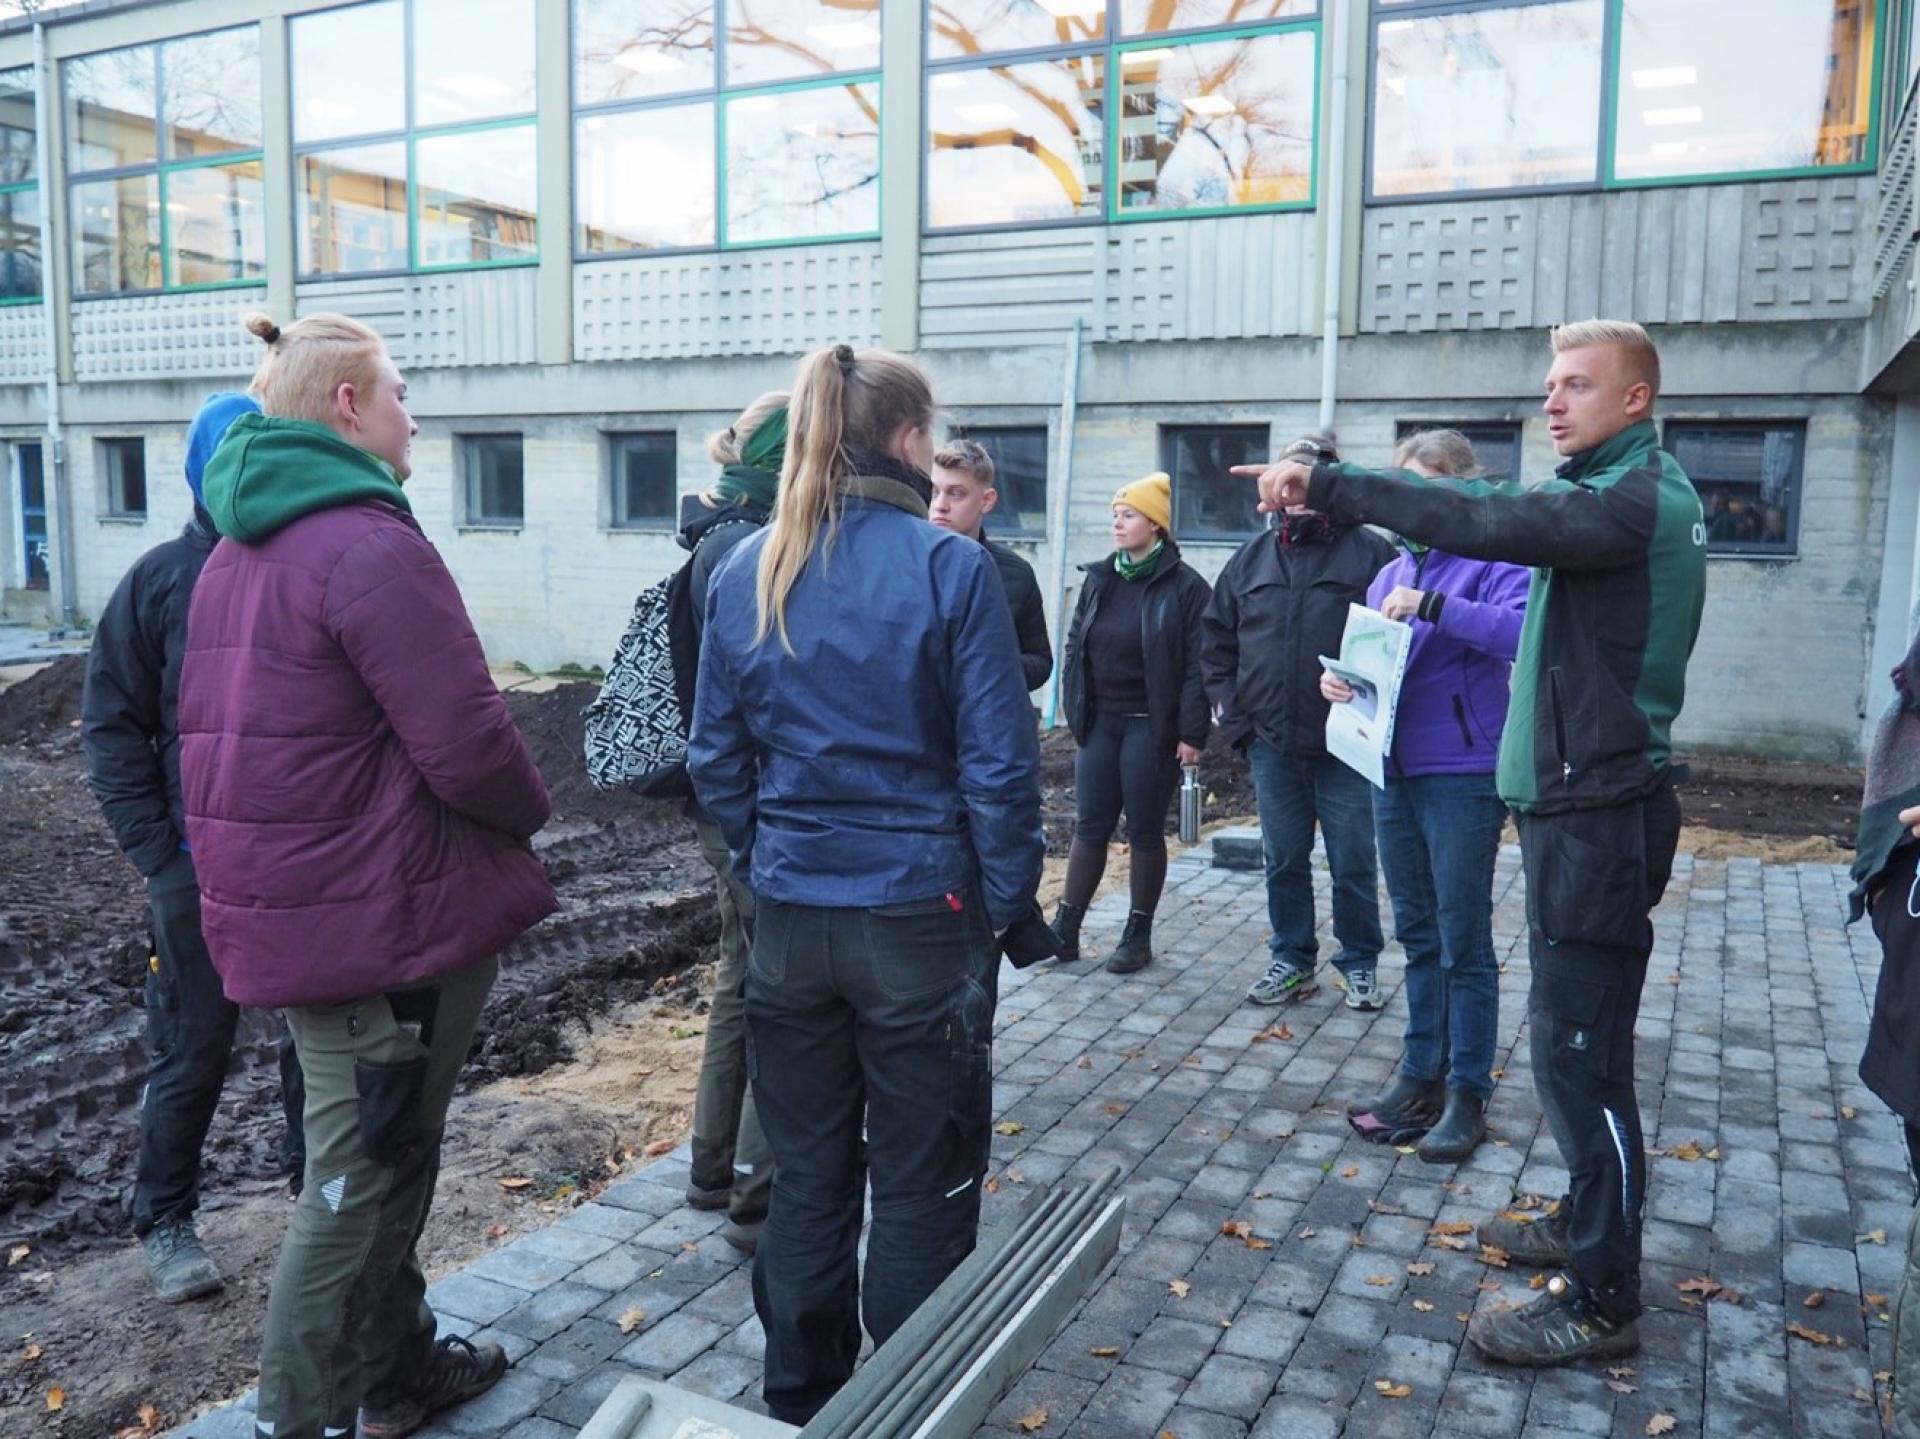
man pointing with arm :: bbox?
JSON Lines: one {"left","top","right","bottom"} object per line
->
{"left": 1238, "top": 320, "right": 1707, "bottom": 1367}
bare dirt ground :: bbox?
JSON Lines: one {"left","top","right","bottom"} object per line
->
{"left": 0, "top": 659, "right": 1865, "bottom": 1436}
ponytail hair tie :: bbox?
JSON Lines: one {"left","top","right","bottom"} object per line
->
{"left": 832, "top": 343, "right": 856, "bottom": 374}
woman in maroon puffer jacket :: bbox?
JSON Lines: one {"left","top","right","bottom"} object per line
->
{"left": 179, "top": 311, "right": 555, "bottom": 1439}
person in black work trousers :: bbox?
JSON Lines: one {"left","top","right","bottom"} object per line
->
{"left": 1055, "top": 471, "right": 1212, "bottom": 974}
{"left": 81, "top": 390, "right": 305, "bottom": 1304}
{"left": 688, "top": 343, "right": 1044, "bottom": 1425}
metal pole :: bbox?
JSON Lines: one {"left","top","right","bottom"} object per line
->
{"left": 32, "top": 18, "right": 72, "bottom": 630}
{"left": 1316, "top": 0, "right": 1353, "bottom": 438}
{"left": 1041, "top": 317, "right": 1083, "bottom": 730}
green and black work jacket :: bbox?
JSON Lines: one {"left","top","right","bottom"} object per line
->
{"left": 1306, "top": 420, "right": 1706, "bottom": 815}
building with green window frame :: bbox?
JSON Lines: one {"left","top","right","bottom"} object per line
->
{"left": 0, "top": 0, "right": 1913, "bottom": 761}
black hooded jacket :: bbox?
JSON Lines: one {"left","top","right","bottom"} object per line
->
{"left": 1061, "top": 546, "right": 1212, "bottom": 753}
{"left": 983, "top": 537, "right": 1053, "bottom": 692}
{"left": 81, "top": 508, "right": 220, "bottom": 877}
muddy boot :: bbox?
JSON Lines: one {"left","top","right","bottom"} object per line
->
{"left": 1416, "top": 1089, "right": 1487, "bottom": 1164}
{"left": 1478, "top": 1200, "right": 1572, "bottom": 1268}
{"left": 1466, "top": 1271, "right": 1640, "bottom": 1367}
{"left": 1104, "top": 911, "right": 1153, "bottom": 975}
{"left": 1347, "top": 1071, "right": 1444, "bottom": 1121}
{"left": 360, "top": 1336, "right": 508, "bottom": 1439}
{"left": 1051, "top": 901, "right": 1086, "bottom": 963}
{"left": 142, "top": 1213, "right": 223, "bottom": 1303}
{"left": 721, "top": 1218, "right": 763, "bottom": 1256}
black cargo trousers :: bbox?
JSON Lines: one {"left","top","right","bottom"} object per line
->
{"left": 744, "top": 886, "right": 998, "bottom": 1426}
{"left": 1515, "top": 781, "right": 1682, "bottom": 1323}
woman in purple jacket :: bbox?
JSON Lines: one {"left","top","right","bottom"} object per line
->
{"left": 181, "top": 312, "right": 557, "bottom": 1439}
{"left": 1326, "top": 429, "right": 1529, "bottom": 1163}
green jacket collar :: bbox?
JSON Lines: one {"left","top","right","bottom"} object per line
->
{"left": 202, "top": 414, "right": 412, "bottom": 544}
{"left": 1556, "top": 419, "right": 1659, "bottom": 482}
{"left": 845, "top": 473, "right": 929, "bottom": 519}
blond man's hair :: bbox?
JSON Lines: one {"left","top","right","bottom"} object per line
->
{"left": 933, "top": 438, "right": 995, "bottom": 489}
{"left": 1551, "top": 319, "right": 1661, "bottom": 400}
{"left": 244, "top": 311, "right": 390, "bottom": 425}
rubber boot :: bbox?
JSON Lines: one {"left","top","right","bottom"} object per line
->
{"left": 1417, "top": 1088, "right": 1488, "bottom": 1164}
{"left": 1105, "top": 911, "right": 1153, "bottom": 974}
{"left": 1052, "top": 901, "right": 1086, "bottom": 963}
{"left": 1347, "top": 1070, "right": 1444, "bottom": 1121}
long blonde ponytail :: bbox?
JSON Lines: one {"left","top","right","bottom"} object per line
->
{"left": 754, "top": 344, "right": 933, "bottom": 651}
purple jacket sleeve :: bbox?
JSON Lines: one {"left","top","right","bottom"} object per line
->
{"left": 325, "top": 521, "right": 552, "bottom": 839}
{"left": 1432, "top": 561, "right": 1530, "bottom": 661}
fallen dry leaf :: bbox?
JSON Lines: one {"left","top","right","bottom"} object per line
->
{"left": 497, "top": 1176, "right": 534, "bottom": 1191}
{"left": 984, "top": 1177, "right": 1000, "bottom": 1194}
{"left": 1374, "top": 1380, "right": 1413, "bottom": 1399}
{"left": 642, "top": 1138, "right": 675, "bottom": 1158}
{"left": 1340, "top": 1166, "right": 1360, "bottom": 1179}
{"left": 1168, "top": 1279, "right": 1192, "bottom": 1299}
{"left": 1477, "top": 1280, "right": 1503, "bottom": 1292}
{"left": 1104, "top": 1103, "right": 1128, "bottom": 1115}
{"left": 7, "top": 1244, "right": 27, "bottom": 1267}
{"left": 1413, "top": 1299, "right": 1435, "bottom": 1312}
{"left": 1787, "top": 1322, "right": 1841, "bottom": 1347}
{"left": 1842, "top": 1105, "right": 1858, "bottom": 1119}
{"left": 1222, "top": 1220, "right": 1254, "bottom": 1240}
{"left": 618, "top": 1306, "right": 647, "bottom": 1334}
{"left": 667, "top": 1025, "right": 703, "bottom": 1040}
{"left": 47, "top": 1388, "right": 64, "bottom": 1412}
{"left": 1860, "top": 1229, "right": 1888, "bottom": 1246}
{"left": 1395, "top": 1144, "right": 1419, "bottom": 1155}
{"left": 1430, "top": 1234, "right": 1470, "bottom": 1252}
{"left": 1676, "top": 1276, "right": 1723, "bottom": 1299}
{"left": 1646, "top": 1414, "right": 1676, "bottom": 1436}
{"left": 1405, "top": 1260, "right": 1436, "bottom": 1277}
{"left": 1430, "top": 1220, "right": 1474, "bottom": 1236}
{"left": 1015, "top": 1406, "right": 1049, "bottom": 1432}
{"left": 1455, "top": 1311, "right": 1473, "bottom": 1322}
{"left": 1247, "top": 1237, "right": 1273, "bottom": 1250}
{"left": 1529, "top": 1273, "right": 1548, "bottom": 1290}
{"left": 1657, "top": 1139, "right": 1709, "bottom": 1162}
{"left": 1077, "top": 1056, "right": 1093, "bottom": 1069}
{"left": 486, "top": 1223, "right": 509, "bottom": 1239}
{"left": 995, "top": 1121, "right": 1026, "bottom": 1136}
{"left": 23, "top": 1342, "right": 43, "bottom": 1362}
{"left": 1297, "top": 1226, "right": 1318, "bottom": 1239}
{"left": 1089, "top": 1346, "right": 1120, "bottom": 1357}
{"left": 1607, "top": 1378, "right": 1638, "bottom": 1395}
{"left": 1606, "top": 1365, "right": 1636, "bottom": 1380}
{"left": 1868, "top": 1292, "right": 1891, "bottom": 1308}
{"left": 1365, "top": 1274, "right": 1395, "bottom": 1287}
{"left": 1479, "top": 1244, "right": 1511, "bottom": 1269}
{"left": 1803, "top": 1290, "right": 1826, "bottom": 1309}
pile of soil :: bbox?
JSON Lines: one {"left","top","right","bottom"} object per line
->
{"left": 0, "top": 678, "right": 714, "bottom": 1264}
{"left": 1673, "top": 753, "right": 1861, "bottom": 851}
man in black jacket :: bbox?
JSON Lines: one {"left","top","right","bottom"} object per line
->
{"left": 82, "top": 391, "right": 305, "bottom": 1303}
{"left": 931, "top": 441, "right": 1053, "bottom": 692}
{"left": 1202, "top": 436, "right": 1395, "bottom": 1012}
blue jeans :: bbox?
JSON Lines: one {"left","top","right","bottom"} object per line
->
{"left": 1250, "top": 741, "right": 1382, "bottom": 977}
{"left": 1372, "top": 771, "right": 1506, "bottom": 1098}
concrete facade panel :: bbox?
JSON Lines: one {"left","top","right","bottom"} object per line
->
{"left": 70, "top": 289, "right": 267, "bottom": 382}
{"left": 0, "top": 304, "right": 48, "bottom": 386}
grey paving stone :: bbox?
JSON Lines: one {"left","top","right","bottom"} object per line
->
{"left": 1183, "top": 1352, "right": 1278, "bottom": 1419}
{"left": 521, "top": 1318, "right": 632, "bottom": 1383}
{"left": 495, "top": 1282, "right": 612, "bottom": 1343}
{"left": 440, "top": 1370, "right": 564, "bottom": 1435}
{"left": 985, "top": 1368, "right": 1101, "bottom": 1431}
{"left": 618, "top": 1311, "right": 728, "bottom": 1374}
{"left": 1062, "top": 1364, "right": 1186, "bottom": 1439}
{"left": 427, "top": 1271, "right": 532, "bottom": 1326}
{"left": 466, "top": 1241, "right": 583, "bottom": 1292}
{"left": 669, "top": 1348, "right": 762, "bottom": 1401}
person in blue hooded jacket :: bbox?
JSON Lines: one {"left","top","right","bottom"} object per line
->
{"left": 688, "top": 342, "right": 1043, "bottom": 1425}
{"left": 81, "top": 391, "right": 306, "bottom": 1303}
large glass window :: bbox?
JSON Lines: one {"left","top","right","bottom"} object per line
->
{"left": 573, "top": 0, "right": 881, "bottom": 254}
{"left": 1665, "top": 421, "right": 1804, "bottom": 557}
{"left": 927, "top": 2, "right": 1317, "bottom": 230}
{"left": 100, "top": 437, "right": 148, "bottom": 519}
{"left": 1161, "top": 422, "right": 1270, "bottom": 539}
{"left": 0, "top": 66, "right": 39, "bottom": 302}
{"left": 462, "top": 434, "right": 525, "bottom": 526}
{"left": 1612, "top": 0, "right": 1877, "bottom": 183}
{"left": 608, "top": 432, "right": 678, "bottom": 529}
{"left": 1372, "top": 1, "right": 1604, "bottom": 198}
{"left": 64, "top": 29, "right": 264, "bottom": 295}
{"left": 1370, "top": 0, "right": 1882, "bottom": 199}
{"left": 292, "top": 0, "right": 538, "bottom": 277}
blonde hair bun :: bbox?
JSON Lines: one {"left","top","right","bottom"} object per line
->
{"left": 244, "top": 312, "right": 282, "bottom": 345}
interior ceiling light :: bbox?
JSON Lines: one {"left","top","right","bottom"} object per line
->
{"left": 804, "top": 20, "right": 880, "bottom": 47}
{"left": 1034, "top": 0, "right": 1105, "bottom": 16}
{"left": 1181, "top": 93, "right": 1233, "bottom": 117}
{"left": 957, "top": 101, "right": 1021, "bottom": 126}
{"left": 1643, "top": 105, "right": 1703, "bottom": 127}
{"left": 1632, "top": 65, "right": 1698, "bottom": 89}
{"left": 1123, "top": 48, "right": 1175, "bottom": 67}
{"left": 614, "top": 45, "right": 690, "bottom": 75}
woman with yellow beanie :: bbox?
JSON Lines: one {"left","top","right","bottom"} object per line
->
{"left": 1056, "top": 472, "right": 1213, "bottom": 972}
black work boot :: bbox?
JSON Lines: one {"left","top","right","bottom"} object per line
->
{"left": 1477, "top": 1198, "right": 1572, "bottom": 1267}
{"left": 1052, "top": 901, "right": 1086, "bottom": 963}
{"left": 360, "top": 1336, "right": 509, "bottom": 1438}
{"left": 1104, "top": 911, "right": 1153, "bottom": 974}
{"left": 1466, "top": 1270, "right": 1640, "bottom": 1366}
{"left": 1347, "top": 1071, "right": 1444, "bottom": 1121}
{"left": 1417, "top": 1089, "right": 1488, "bottom": 1164}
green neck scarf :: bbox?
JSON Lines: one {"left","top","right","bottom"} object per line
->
{"left": 714, "top": 405, "right": 788, "bottom": 510}
{"left": 1113, "top": 539, "right": 1165, "bottom": 582}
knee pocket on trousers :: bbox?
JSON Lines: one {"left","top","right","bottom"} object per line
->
{"left": 1533, "top": 971, "right": 1616, "bottom": 1082}
{"left": 354, "top": 1053, "right": 429, "bottom": 1167}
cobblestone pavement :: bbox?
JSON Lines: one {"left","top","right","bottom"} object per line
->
{"left": 171, "top": 839, "right": 1906, "bottom": 1439}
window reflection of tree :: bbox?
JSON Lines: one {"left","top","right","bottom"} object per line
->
{"left": 1126, "top": 0, "right": 1301, "bottom": 32}
{"left": 929, "top": 61, "right": 1103, "bottom": 212}
{"left": 927, "top": 0, "right": 1101, "bottom": 59}
{"left": 577, "top": 0, "right": 714, "bottom": 102}
{"left": 1122, "top": 40, "right": 1308, "bottom": 208}
{"left": 731, "top": 83, "right": 877, "bottom": 234}
{"left": 728, "top": 0, "right": 879, "bottom": 81}
{"left": 162, "top": 32, "right": 260, "bottom": 157}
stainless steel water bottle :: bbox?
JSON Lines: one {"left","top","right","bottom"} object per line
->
{"left": 1179, "top": 764, "right": 1201, "bottom": 844}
